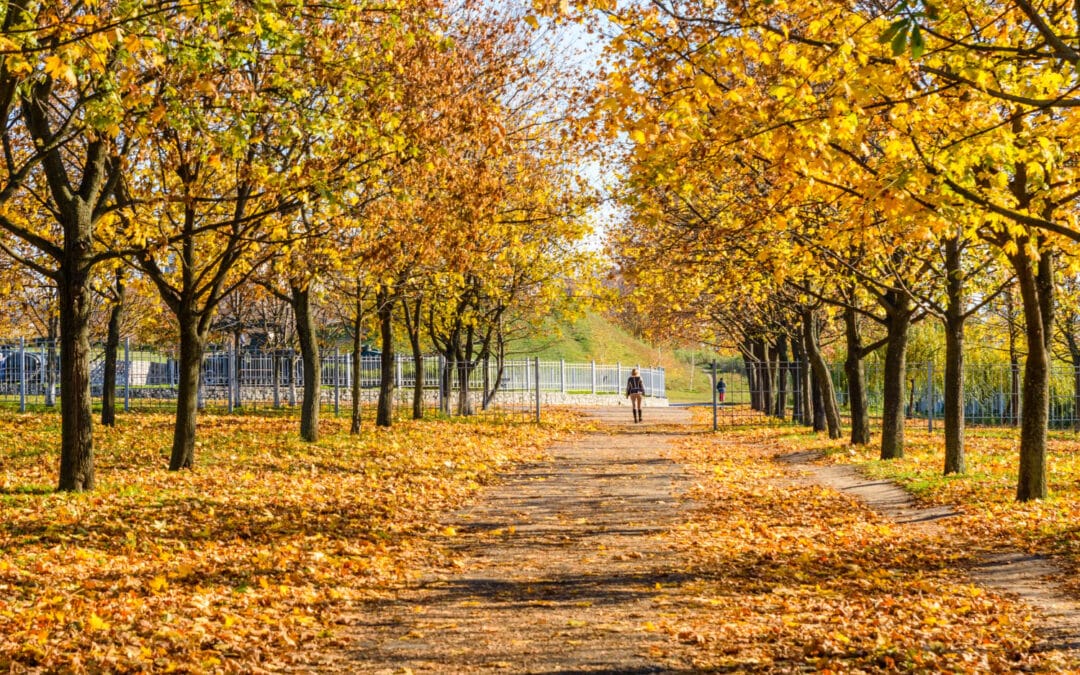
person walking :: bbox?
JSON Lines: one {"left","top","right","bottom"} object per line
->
{"left": 626, "top": 368, "right": 645, "bottom": 423}
{"left": 716, "top": 377, "right": 726, "bottom": 403}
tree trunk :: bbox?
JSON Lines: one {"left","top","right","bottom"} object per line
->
{"left": 57, "top": 266, "right": 95, "bottom": 491}
{"left": 1013, "top": 245, "right": 1053, "bottom": 501}
{"left": 943, "top": 236, "right": 965, "bottom": 475}
{"left": 843, "top": 306, "right": 871, "bottom": 445}
{"left": 761, "top": 340, "right": 774, "bottom": 416}
{"left": 1005, "top": 287, "right": 1021, "bottom": 426}
{"left": 350, "top": 290, "right": 363, "bottom": 435}
{"left": 802, "top": 310, "right": 842, "bottom": 438}
{"left": 741, "top": 347, "right": 757, "bottom": 411}
{"left": 170, "top": 319, "right": 205, "bottom": 470}
{"left": 880, "top": 291, "right": 911, "bottom": 460}
{"left": 457, "top": 327, "right": 475, "bottom": 416}
{"left": 403, "top": 297, "right": 425, "bottom": 420}
{"left": 811, "top": 367, "right": 826, "bottom": 432}
{"left": 376, "top": 288, "right": 395, "bottom": 427}
{"left": 793, "top": 328, "right": 811, "bottom": 425}
{"left": 101, "top": 276, "right": 126, "bottom": 427}
{"left": 291, "top": 285, "right": 320, "bottom": 442}
{"left": 774, "top": 335, "right": 787, "bottom": 419}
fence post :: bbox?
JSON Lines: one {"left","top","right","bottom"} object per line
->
{"left": 591, "top": 360, "right": 596, "bottom": 394}
{"left": 123, "top": 338, "right": 131, "bottom": 413}
{"left": 395, "top": 353, "right": 402, "bottom": 389}
{"left": 712, "top": 360, "right": 718, "bottom": 432}
{"left": 927, "top": 361, "right": 934, "bottom": 432}
{"left": 334, "top": 347, "right": 340, "bottom": 417}
{"left": 560, "top": 359, "right": 565, "bottom": 394}
{"left": 617, "top": 362, "right": 622, "bottom": 394}
{"left": 534, "top": 356, "right": 541, "bottom": 423}
{"left": 18, "top": 337, "right": 25, "bottom": 413}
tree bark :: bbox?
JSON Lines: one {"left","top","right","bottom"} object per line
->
{"left": 843, "top": 306, "right": 871, "bottom": 445}
{"left": 170, "top": 319, "right": 204, "bottom": 470}
{"left": 376, "top": 288, "right": 395, "bottom": 427}
{"left": 793, "top": 327, "right": 812, "bottom": 425}
{"left": 57, "top": 265, "right": 96, "bottom": 491}
{"left": 802, "top": 310, "right": 842, "bottom": 438}
{"left": 943, "top": 236, "right": 966, "bottom": 475}
{"left": 741, "top": 346, "right": 757, "bottom": 411}
{"left": 456, "top": 326, "right": 475, "bottom": 416}
{"left": 811, "top": 367, "right": 826, "bottom": 432}
{"left": 350, "top": 288, "right": 363, "bottom": 434}
{"left": 101, "top": 275, "right": 125, "bottom": 427}
{"left": 880, "top": 290, "right": 912, "bottom": 460}
{"left": 1013, "top": 245, "right": 1053, "bottom": 501}
{"left": 774, "top": 334, "right": 788, "bottom": 419}
{"left": 291, "top": 285, "right": 320, "bottom": 442}
{"left": 402, "top": 296, "right": 425, "bottom": 420}
{"left": 761, "top": 339, "right": 774, "bottom": 416}
{"left": 1005, "top": 287, "right": 1021, "bottom": 426}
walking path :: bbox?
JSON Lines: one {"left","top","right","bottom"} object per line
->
{"left": 339, "top": 407, "right": 697, "bottom": 672}
{"left": 316, "top": 408, "right": 1080, "bottom": 672}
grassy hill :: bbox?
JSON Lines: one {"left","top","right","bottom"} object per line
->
{"left": 509, "top": 312, "right": 721, "bottom": 402}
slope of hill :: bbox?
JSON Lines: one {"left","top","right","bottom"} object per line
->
{"left": 510, "top": 312, "right": 719, "bottom": 402}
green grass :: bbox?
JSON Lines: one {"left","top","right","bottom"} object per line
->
{"left": 509, "top": 311, "right": 723, "bottom": 401}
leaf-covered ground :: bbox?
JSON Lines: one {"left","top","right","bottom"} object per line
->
{"left": 792, "top": 424, "right": 1080, "bottom": 606}
{"left": 3, "top": 408, "right": 1076, "bottom": 672}
{"left": 665, "top": 427, "right": 1068, "bottom": 671}
{"left": 0, "top": 411, "right": 568, "bottom": 672}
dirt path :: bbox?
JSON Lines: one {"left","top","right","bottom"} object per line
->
{"left": 338, "top": 407, "right": 699, "bottom": 673}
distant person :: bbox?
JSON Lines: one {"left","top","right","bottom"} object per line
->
{"left": 626, "top": 368, "right": 645, "bottom": 423}
{"left": 716, "top": 377, "right": 726, "bottom": 403}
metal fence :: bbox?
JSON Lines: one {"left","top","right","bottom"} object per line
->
{"left": 0, "top": 339, "right": 666, "bottom": 419}
{"left": 705, "top": 358, "right": 1080, "bottom": 430}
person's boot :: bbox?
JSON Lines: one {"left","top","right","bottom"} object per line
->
{"left": 638, "top": 409, "right": 643, "bottom": 423}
